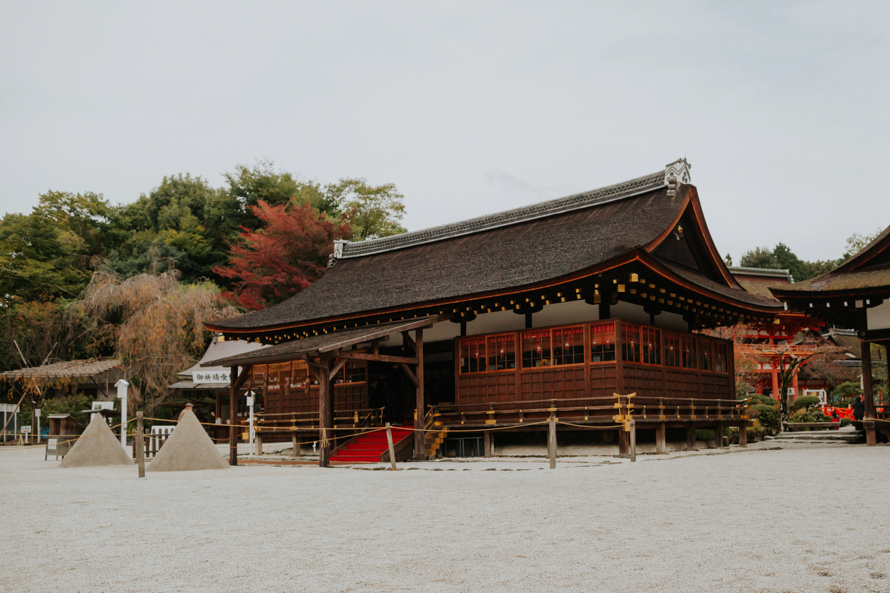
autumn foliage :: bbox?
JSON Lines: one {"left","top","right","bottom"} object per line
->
{"left": 69, "top": 269, "right": 240, "bottom": 414}
{"left": 214, "top": 200, "right": 351, "bottom": 310}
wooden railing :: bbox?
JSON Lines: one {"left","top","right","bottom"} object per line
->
{"left": 430, "top": 394, "right": 748, "bottom": 429}
{"left": 254, "top": 407, "right": 386, "bottom": 437}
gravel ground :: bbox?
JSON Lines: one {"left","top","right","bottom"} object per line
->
{"left": 2, "top": 442, "right": 889, "bottom": 593}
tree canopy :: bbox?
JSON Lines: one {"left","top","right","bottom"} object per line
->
{"left": 213, "top": 200, "right": 351, "bottom": 310}
{"left": 739, "top": 241, "right": 841, "bottom": 282}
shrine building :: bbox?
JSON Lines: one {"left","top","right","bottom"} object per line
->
{"left": 205, "top": 159, "right": 784, "bottom": 465}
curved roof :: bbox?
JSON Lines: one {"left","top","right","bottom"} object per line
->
{"left": 769, "top": 223, "right": 890, "bottom": 330}
{"left": 208, "top": 160, "right": 779, "bottom": 338}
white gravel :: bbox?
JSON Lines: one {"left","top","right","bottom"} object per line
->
{"left": 2, "top": 442, "right": 889, "bottom": 593}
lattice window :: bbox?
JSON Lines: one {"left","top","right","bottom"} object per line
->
{"left": 713, "top": 342, "right": 728, "bottom": 374}
{"left": 640, "top": 326, "right": 661, "bottom": 365}
{"left": 333, "top": 360, "right": 368, "bottom": 384}
{"left": 522, "top": 330, "right": 552, "bottom": 368}
{"left": 487, "top": 334, "right": 516, "bottom": 371}
{"left": 590, "top": 322, "right": 616, "bottom": 362}
{"left": 460, "top": 337, "right": 487, "bottom": 374}
{"left": 552, "top": 326, "right": 585, "bottom": 366}
{"left": 700, "top": 342, "right": 713, "bottom": 371}
{"left": 663, "top": 331, "right": 681, "bottom": 367}
{"left": 680, "top": 335, "right": 697, "bottom": 369}
{"left": 621, "top": 325, "right": 641, "bottom": 363}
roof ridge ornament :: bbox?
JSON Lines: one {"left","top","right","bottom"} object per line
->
{"left": 664, "top": 158, "right": 691, "bottom": 196}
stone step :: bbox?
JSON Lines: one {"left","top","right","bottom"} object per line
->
{"left": 766, "top": 430, "right": 862, "bottom": 444}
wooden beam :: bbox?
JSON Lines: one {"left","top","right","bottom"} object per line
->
{"left": 399, "top": 363, "right": 418, "bottom": 387}
{"left": 328, "top": 357, "right": 347, "bottom": 382}
{"left": 336, "top": 351, "right": 418, "bottom": 365}
{"left": 401, "top": 331, "right": 415, "bottom": 352}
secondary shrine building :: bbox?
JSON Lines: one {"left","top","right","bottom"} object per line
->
{"left": 206, "top": 159, "right": 783, "bottom": 465}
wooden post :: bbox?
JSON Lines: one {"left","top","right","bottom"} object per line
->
{"left": 655, "top": 423, "right": 666, "bottom": 454}
{"left": 229, "top": 366, "right": 239, "bottom": 466}
{"left": 385, "top": 423, "right": 397, "bottom": 471}
{"left": 715, "top": 422, "right": 725, "bottom": 448}
{"left": 861, "top": 339, "right": 877, "bottom": 446}
{"left": 136, "top": 411, "right": 145, "bottom": 478}
{"left": 317, "top": 354, "right": 333, "bottom": 467}
{"left": 483, "top": 430, "right": 493, "bottom": 457}
{"left": 255, "top": 434, "right": 263, "bottom": 457}
{"left": 414, "top": 329, "right": 425, "bottom": 460}
{"left": 628, "top": 419, "right": 636, "bottom": 462}
{"left": 292, "top": 432, "right": 301, "bottom": 457}
{"left": 548, "top": 413, "right": 557, "bottom": 469}
{"left": 618, "top": 427, "right": 628, "bottom": 456}
{"left": 686, "top": 425, "right": 696, "bottom": 449}
{"left": 738, "top": 423, "right": 748, "bottom": 447}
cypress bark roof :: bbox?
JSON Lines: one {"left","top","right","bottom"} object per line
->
{"left": 769, "top": 224, "right": 890, "bottom": 331}
{"left": 771, "top": 224, "right": 890, "bottom": 296}
{"left": 208, "top": 160, "right": 779, "bottom": 338}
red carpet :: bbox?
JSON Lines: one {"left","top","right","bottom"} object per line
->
{"left": 329, "top": 426, "right": 413, "bottom": 464}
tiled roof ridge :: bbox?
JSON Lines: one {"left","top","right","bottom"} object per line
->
{"left": 336, "top": 162, "right": 687, "bottom": 260}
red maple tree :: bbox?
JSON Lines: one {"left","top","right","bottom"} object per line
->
{"left": 214, "top": 200, "right": 351, "bottom": 310}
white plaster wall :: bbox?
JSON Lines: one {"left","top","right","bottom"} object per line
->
{"left": 528, "top": 299, "right": 600, "bottom": 328}
{"left": 466, "top": 309, "right": 527, "bottom": 335}
{"left": 657, "top": 310, "right": 689, "bottom": 332}
{"left": 611, "top": 301, "right": 650, "bottom": 324}
{"left": 866, "top": 299, "right": 890, "bottom": 331}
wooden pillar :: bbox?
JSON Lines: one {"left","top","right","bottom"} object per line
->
{"left": 715, "top": 422, "right": 725, "bottom": 448}
{"left": 525, "top": 312, "right": 533, "bottom": 329}
{"left": 861, "top": 339, "right": 877, "bottom": 446}
{"left": 316, "top": 353, "right": 334, "bottom": 467}
{"left": 136, "top": 411, "right": 145, "bottom": 478}
{"left": 483, "top": 430, "right": 493, "bottom": 457}
{"left": 292, "top": 432, "right": 301, "bottom": 458}
{"left": 618, "top": 427, "right": 628, "bottom": 456}
{"left": 655, "top": 423, "right": 666, "bottom": 454}
{"left": 548, "top": 413, "right": 557, "bottom": 469}
{"left": 686, "top": 425, "right": 696, "bottom": 450}
{"left": 228, "top": 366, "right": 239, "bottom": 466}
{"left": 598, "top": 295, "right": 611, "bottom": 321}
{"left": 739, "top": 423, "right": 748, "bottom": 447}
{"left": 627, "top": 419, "right": 636, "bottom": 462}
{"left": 255, "top": 434, "right": 263, "bottom": 457}
{"left": 414, "top": 329, "right": 425, "bottom": 460}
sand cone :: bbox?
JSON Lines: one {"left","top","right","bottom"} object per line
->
{"left": 60, "top": 413, "right": 132, "bottom": 468}
{"left": 148, "top": 409, "right": 229, "bottom": 471}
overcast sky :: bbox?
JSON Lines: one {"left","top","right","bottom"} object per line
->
{"left": 1, "top": 1, "right": 887, "bottom": 264}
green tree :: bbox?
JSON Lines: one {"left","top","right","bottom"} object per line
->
{"left": 0, "top": 213, "right": 86, "bottom": 304}
{"left": 739, "top": 247, "right": 779, "bottom": 270}
{"left": 843, "top": 229, "right": 882, "bottom": 260}
{"left": 107, "top": 174, "right": 227, "bottom": 284}
{"left": 326, "top": 177, "right": 407, "bottom": 241}
{"left": 740, "top": 243, "right": 838, "bottom": 282}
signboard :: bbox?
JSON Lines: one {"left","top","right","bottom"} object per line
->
{"left": 21, "top": 425, "right": 31, "bottom": 434}
{"left": 193, "top": 370, "right": 231, "bottom": 385}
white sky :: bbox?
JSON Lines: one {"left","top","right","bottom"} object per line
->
{"left": 1, "top": 1, "right": 888, "bottom": 264}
